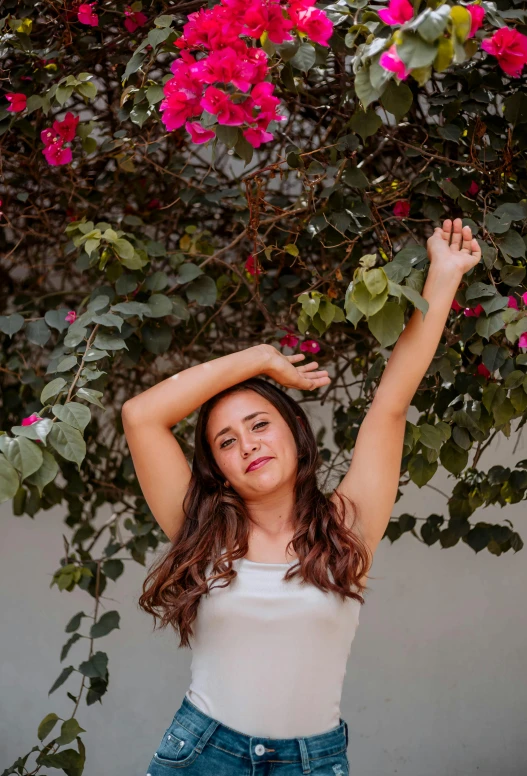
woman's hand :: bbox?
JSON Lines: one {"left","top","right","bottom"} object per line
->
{"left": 426, "top": 217, "right": 482, "bottom": 276}
{"left": 259, "top": 345, "right": 331, "bottom": 391}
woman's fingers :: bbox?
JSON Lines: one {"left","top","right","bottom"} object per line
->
{"left": 461, "top": 225, "right": 473, "bottom": 252}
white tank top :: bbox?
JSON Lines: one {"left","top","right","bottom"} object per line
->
{"left": 185, "top": 556, "right": 361, "bottom": 738}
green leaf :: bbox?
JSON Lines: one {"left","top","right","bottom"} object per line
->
{"left": 2, "top": 436, "right": 43, "bottom": 479}
{"left": 56, "top": 718, "right": 86, "bottom": 746}
{"left": 353, "top": 66, "right": 381, "bottom": 110}
{"left": 367, "top": 301, "right": 405, "bottom": 347}
{"left": 145, "top": 294, "right": 174, "bottom": 318}
{"left": 25, "top": 449, "right": 60, "bottom": 496}
{"left": 380, "top": 80, "right": 413, "bottom": 121}
{"left": 290, "top": 42, "right": 316, "bottom": 73}
{"left": 399, "top": 285, "right": 429, "bottom": 317}
{"left": 48, "top": 423, "right": 86, "bottom": 468}
{"left": 90, "top": 610, "right": 120, "bottom": 639}
{"left": 398, "top": 33, "right": 439, "bottom": 68}
{"left": 75, "top": 387, "right": 105, "bottom": 409}
{"left": 52, "top": 402, "right": 92, "bottom": 432}
{"left": 185, "top": 275, "right": 218, "bottom": 307}
{"left": 408, "top": 453, "right": 438, "bottom": 486}
{"left": 114, "top": 238, "right": 135, "bottom": 260}
{"left": 363, "top": 268, "right": 387, "bottom": 296}
{"left": 41, "top": 377, "right": 67, "bottom": 404}
{"left": 38, "top": 713, "right": 60, "bottom": 742}
{"left": 0, "top": 453, "right": 20, "bottom": 503}
{"left": 349, "top": 107, "right": 382, "bottom": 141}
{"left": 0, "top": 313, "right": 25, "bottom": 337}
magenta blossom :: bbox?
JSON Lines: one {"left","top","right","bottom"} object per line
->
{"left": 280, "top": 333, "right": 299, "bottom": 348}
{"left": 464, "top": 304, "right": 484, "bottom": 317}
{"left": 21, "top": 413, "right": 41, "bottom": 426}
{"left": 6, "top": 93, "right": 27, "bottom": 113}
{"left": 245, "top": 254, "right": 262, "bottom": 276}
{"left": 243, "top": 2, "right": 295, "bottom": 44}
{"left": 477, "top": 363, "right": 491, "bottom": 379}
{"left": 481, "top": 26, "right": 527, "bottom": 77}
{"left": 380, "top": 44, "right": 411, "bottom": 79}
{"left": 292, "top": 6, "right": 334, "bottom": 47}
{"left": 300, "top": 339, "right": 321, "bottom": 354}
{"left": 42, "top": 139, "right": 72, "bottom": 166}
{"left": 508, "top": 295, "right": 519, "bottom": 310}
{"left": 124, "top": 6, "right": 148, "bottom": 33}
{"left": 467, "top": 3, "right": 485, "bottom": 38}
{"left": 185, "top": 121, "right": 216, "bottom": 144}
{"left": 451, "top": 299, "right": 463, "bottom": 312}
{"left": 65, "top": 310, "right": 77, "bottom": 324}
{"left": 467, "top": 180, "right": 479, "bottom": 196}
{"left": 378, "top": 0, "right": 413, "bottom": 26}
{"left": 78, "top": 2, "right": 98, "bottom": 26}
{"left": 243, "top": 127, "right": 275, "bottom": 147}
{"left": 519, "top": 332, "right": 527, "bottom": 349}
{"left": 200, "top": 87, "right": 246, "bottom": 125}
{"left": 523, "top": 291, "right": 527, "bottom": 305}
{"left": 393, "top": 200, "right": 410, "bottom": 218}
{"left": 53, "top": 112, "right": 79, "bottom": 142}
{"left": 159, "top": 90, "right": 202, "bottom": 131}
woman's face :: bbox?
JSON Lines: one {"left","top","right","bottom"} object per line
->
{"left": 206, "top": 390, "right": 299, "bottom": 498}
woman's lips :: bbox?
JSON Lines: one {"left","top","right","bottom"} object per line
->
{"left": 246, "top": 457, "right": 273, "bottom": 472}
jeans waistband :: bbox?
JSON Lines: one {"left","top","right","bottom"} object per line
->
{"left": 174, "top": 695, "right": 349, "bottom": 765}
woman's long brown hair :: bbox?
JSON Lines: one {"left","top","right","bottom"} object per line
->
{"left": 138, "top": 376, "right": 372, "bottom": 647}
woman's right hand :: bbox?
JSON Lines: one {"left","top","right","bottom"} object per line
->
{"left": 259, "top": 344, "right": 331, "bottom": 391}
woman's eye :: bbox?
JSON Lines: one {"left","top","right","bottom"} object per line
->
{"left": 220, "top": 421, "right": 268, "bottom": 449}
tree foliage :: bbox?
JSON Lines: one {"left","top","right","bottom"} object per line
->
{"left": 1, "top": 0, "right": 527, "bottom": 772}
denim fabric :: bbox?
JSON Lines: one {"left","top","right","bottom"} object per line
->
{"left": 145, "top": 695, "right": 350, "bottom": 776}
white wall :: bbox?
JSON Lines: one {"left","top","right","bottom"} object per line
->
{"left": 1, "top": 426, "right": 526, "bottom": 776}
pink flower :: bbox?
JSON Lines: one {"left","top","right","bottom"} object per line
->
{"left": 245, "top": 254, "right": 262, "bottom": 276}
{"left": 42, "top": 139, "right": 72, "bottom": 166}
{"left": 467, "top": 180, "right": 479, "bottom": 196}
{"left": 243, "top": 127, "right": 274, "bottom": 147}
{"left": 378, "top": 0, "right": 413, "bottom": 26}
{"left": 292, "top": 7, "right": 334, "bottom": 47}
{"left": 53, "top": 112, "right": 79, "bottom": 142}
{"left": 451, "top": 299, "right": 463, "bottom": 312}
{"left": 21, "top": 413, "right": 41, "bottom": 426}
{"left": 523, "top": 291, "right": 527, "bottom": 305}
{"left": 477, "top": 363, "right": 491, "bottom": 378}
{"left": 280, "top": 333, "right": 299, "bottom": 348}
{"left": 481, "top": 26, "right": 527, "bottom": 77}
{"left": 463, "top": 304, "right": 484, "bottom": 317}
{"left": 200, "top": 87, "right": 246, "bottom": 125}
{"left": 393, "top": 200, "right": 410, "bottom": 218}
{"left": 159, "top": 90, "right": 202, "bottom": 131}
{"left": 380, "top": 44, "right": 411, "bottom": 79}
{"left": 65, "top": 310, "right": 77, "bottom": 324}
{"left": 185, "top": 121, "right": 215, "bottom": 144}
{"left": 467, "top": 4, "right": 485, "bottom": 38}
{"left": 519, "top": 332, "right": 527, "bottom": 350}
{"left": 124, "top": 6, "right": 148, "bottom": 33}
{"left": 78, "top": 2, "right": 98, "bottom": 26}
{"left": 6, "top": 93, "right": 27, "bottom": 113}
{"left": 300, "top": 339, "right": 321, "bottom": 354}
{"left": 508, "top": 295, "right": 519, "bottom": 310}
{"left": 243, "top": 2, "right": 294, "bottom": 44}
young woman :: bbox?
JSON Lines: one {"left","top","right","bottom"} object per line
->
{"left": 122, "top": 218, "right": 481, "bottom": 775}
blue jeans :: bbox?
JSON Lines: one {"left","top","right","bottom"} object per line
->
{"left": 145, "top": 695, "right": 350, "bottom": 775}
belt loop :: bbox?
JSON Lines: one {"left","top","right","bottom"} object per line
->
{"left": 344, "top": 720, "right": 349, "bottom": 748}
{"left": 195, "top": 720, "right": 220, "bottom": 754}
{"left": 298, "top": 737, "right": 311, "bottom": 774}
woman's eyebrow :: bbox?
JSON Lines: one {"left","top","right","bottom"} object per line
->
{"left": 213, "top": 411, "right": 270, "bottom": 443}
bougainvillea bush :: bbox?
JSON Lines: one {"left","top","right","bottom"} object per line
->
{"left": 1, "top": 0, "right": 527, "bottom": 772}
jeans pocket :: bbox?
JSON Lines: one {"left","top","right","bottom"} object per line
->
{"left": 152, "top": 722, "right": 201, "bottom": 769}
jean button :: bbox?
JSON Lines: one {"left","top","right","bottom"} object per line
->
{"left": 254, "top": 744, "right": 265, "bottom": 755}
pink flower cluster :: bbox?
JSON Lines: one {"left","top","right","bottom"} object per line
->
{"left": 41, "top": 112, "right": 79, "bottom": 166}
{"left": 78, "top": 2, "right": 98, "bottom": 26}
{"left": 160, "top": 0, "right": 333, "bottom": 148}
{"left": 378, "top": 0, "right": 527, "bottom": 80}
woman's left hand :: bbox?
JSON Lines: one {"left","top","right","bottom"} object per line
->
{"left": 426, "top": 217, "right": 482, "bottom": 276}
